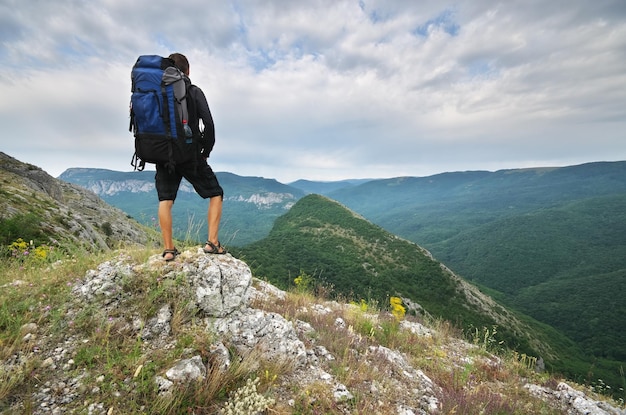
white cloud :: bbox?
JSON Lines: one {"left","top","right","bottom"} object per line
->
{"left": 1, "top": 0, "right": 625, "bottom": 182}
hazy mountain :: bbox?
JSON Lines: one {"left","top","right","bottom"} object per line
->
{"left": 288, "top": 178, "right": 372, "bottom": 194}
{"left": 328, "top": 162, "right": 626, "bottom": 246}
{"left": 59, "top": 168, "right": 305, "bottom": 247}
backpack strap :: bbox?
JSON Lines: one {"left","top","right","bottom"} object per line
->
{"left": 128, "top": 108, "right": 134, "bottom": 133}
{"left": 162, "top": 66, "right": 188, "bottom": 127}
{"left": 130, "top": 152, "right": 145, "bottom": 171}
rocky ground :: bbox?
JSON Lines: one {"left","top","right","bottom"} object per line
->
{"left": 3, "top": 249, "right": 624, "bottom": 414}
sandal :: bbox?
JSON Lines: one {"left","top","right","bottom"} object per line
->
{"left": 162, "top": 248, "right": 179, "bottom": 262}
{"left": 203, "top": 241, "right": 227, "bottom": 255}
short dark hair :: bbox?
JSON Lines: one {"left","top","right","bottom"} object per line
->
{"left": 168, "top": 53, "right": 189, "bottom": 75}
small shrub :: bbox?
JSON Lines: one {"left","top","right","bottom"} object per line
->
{"left": 390, "top": 296, "right": 406, "bottom": 321}
{"left": 223, "top": 377, "right": 275, "bottom": 415}
{"left": 0, "top": 214, "right": 45, "bottom": 247}
{"left": 101, "top": 222, "right": 113, "bottom": 236}
{"left": 293, "top": 270, "right": 314, "bottom": 293}
{"left": 5, "top": 238, "right": 60, "bottom": 263}
{"left": 350, "top": 298, "right": 369, "bottom": 312}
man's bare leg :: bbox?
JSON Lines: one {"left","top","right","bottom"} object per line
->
{"left": 158, "top": 200, "right": 177, "bottom": 259}
{"left": 204, "top": 195, "right": 224, "bottom": 253}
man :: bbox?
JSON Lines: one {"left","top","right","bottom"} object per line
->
{"left": 157, "top": 53, "right": 226, "bottom": 261}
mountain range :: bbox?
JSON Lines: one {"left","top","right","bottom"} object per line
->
{"left": 58, "top": 168, "right": 302, "bottom": 246}
{"left": 5, "top": 160, "right": 624, "bottom": 414}
{"left": 57, "top": 159, "right": 626, "bottom": 393}
{"left": 236, "top": 194, "right": 562, "bottom": 360}
{"left": 323, "top": 163, "right": 626, "bottom": 370}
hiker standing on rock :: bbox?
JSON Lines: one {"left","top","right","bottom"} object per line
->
{"left": 156, "top": 53, "right": 226, "bottom": 260}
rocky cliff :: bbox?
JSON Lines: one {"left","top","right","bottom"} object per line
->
{"left": 59, "top": 168, "right": 301, "bottom": 210}
{"left": 58, "top": 167, "right": 303, "bottom": 245}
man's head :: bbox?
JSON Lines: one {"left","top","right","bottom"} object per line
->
{"left": 169, "top": 53, "right": 189, "bottom": 75}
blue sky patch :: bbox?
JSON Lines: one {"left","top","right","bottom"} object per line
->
{"left": 465, "top": 59, "right": 498, "bottom": 79}
{"left": 247, "top": 48, "right": 277, "bottom": 72}
{"left": 413, "top": 9, "right": 460, "bottom": 37}
{"left": 359, "top": 0, "right": 390, "bottom": 24}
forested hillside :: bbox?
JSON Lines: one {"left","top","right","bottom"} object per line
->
{"left": 235, "top": 194, "right": 593, "bottom": 374}
{"left": 328, "top": 161, "right": 626, "bottom": 392}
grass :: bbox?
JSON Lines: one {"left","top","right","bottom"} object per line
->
{"left": 1, "top": 240, "right": 624, "bottom": 414}
{"left": 249, "top": 284, "right": 565, "bottom": 415}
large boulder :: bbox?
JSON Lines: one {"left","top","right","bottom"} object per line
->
{"left": 178, "top": 249, "right": 252, "bottom": 317}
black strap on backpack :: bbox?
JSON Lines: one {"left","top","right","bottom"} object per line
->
{"left": 130, "top": 153, "right": 145, "bottom": 171}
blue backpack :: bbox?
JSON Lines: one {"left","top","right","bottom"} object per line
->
{"left": 129, "top": 55, "right": 196, "bottom": 171}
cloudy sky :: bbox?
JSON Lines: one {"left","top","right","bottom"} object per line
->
{"left": 1, "top": 0, "right": 625, "bottom": 182}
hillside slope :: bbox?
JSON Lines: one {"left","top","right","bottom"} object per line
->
{"left": 328, "top": 162, "right": 626, "bottom": 389}
{"left": 236, "top": 194, "right": 578, "bottom": 367}
{"left": 0, "top": 152, "right": 157, "bottom": 250}
{"left": 430, "top": 195, "right": 626, "bottom": 361}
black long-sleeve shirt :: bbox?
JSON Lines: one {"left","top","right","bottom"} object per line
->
{"left": 186, "top": 78, "right": 216, "bottom": 156}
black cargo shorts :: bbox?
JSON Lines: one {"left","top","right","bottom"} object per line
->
{"left": 155, "top": 159, "right": 224, "bottom": 201}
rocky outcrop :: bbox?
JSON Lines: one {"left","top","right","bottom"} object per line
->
{"left": 70, "top": 249, "right": 309, "bottom": 392}
{"left": 229, "top": 192, "right": 298, "bottom": 209}
{"left": 8, "top": 249, "right": 431, "bottom": 413}
{"left": 0, "top": 152, "right": 65, "bottom": 203}
{"left": 526, "top": 382, "right": 625, "bottom": 415}
{"left": 5, "top": 249, "right": 624, "bottom": 415}
{"left": 212, "top": 308, "right": 308, "bottom": 366}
